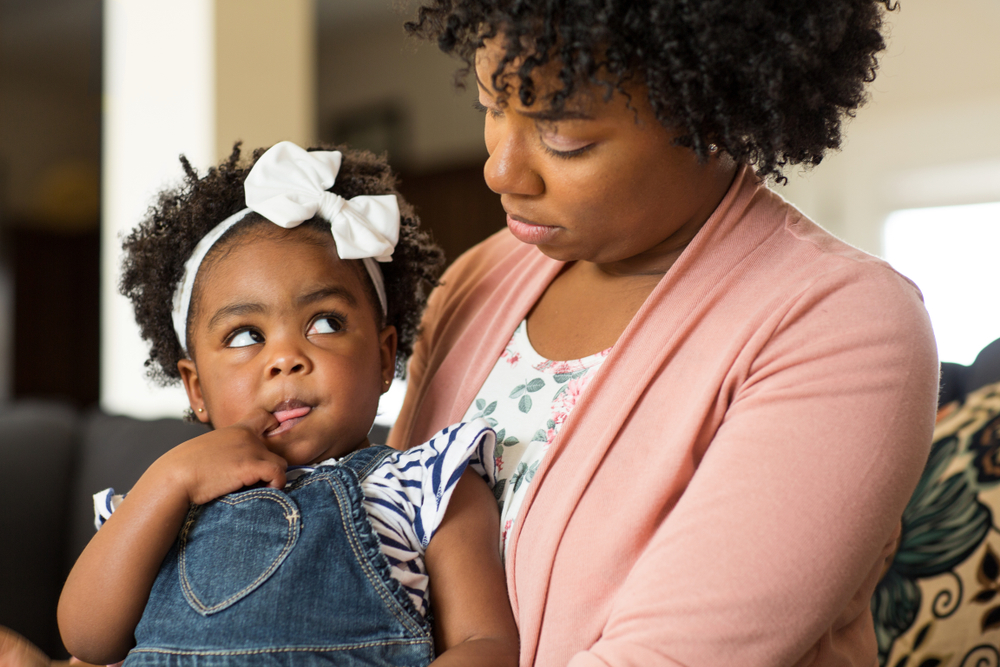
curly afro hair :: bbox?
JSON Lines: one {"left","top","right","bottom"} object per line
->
{"left": 406, "top": 0, "right": 897, "bottom": 181}
{"left": 120, "top": 142, "right": 444, "bottom": 386}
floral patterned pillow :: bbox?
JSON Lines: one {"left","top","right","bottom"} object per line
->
{"left": 874, "top": 380, "right": 1000, "bottom": 667}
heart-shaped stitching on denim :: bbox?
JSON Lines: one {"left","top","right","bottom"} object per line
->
{"left": 178, "top": 488, "right": 300, "bottom": 615}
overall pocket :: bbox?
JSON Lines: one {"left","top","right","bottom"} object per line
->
{"left": 178, "top": 488, "right": 300, "bottom": 615}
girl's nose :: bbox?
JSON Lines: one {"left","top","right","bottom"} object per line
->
{"left": 483, "top": 123, "right": 544, "bottom": 197}
{"left": 267, "top": 340, "right": 312, "bottom": 377}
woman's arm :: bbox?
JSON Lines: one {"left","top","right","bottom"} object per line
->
{"left": 0, "top": 626, "right": 51, "bottom": 667}
{"left": 57, "top": 411, "right": 284, "bottom": 665}
{"left": 0, "top": 625, "right": 104, "bottom": 667}
{"left": 424, "top": 470, "right": 519, "bottom": 666}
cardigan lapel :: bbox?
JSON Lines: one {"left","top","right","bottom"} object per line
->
{"left": 505, "top": 166, "right": 794, "bottom": 662}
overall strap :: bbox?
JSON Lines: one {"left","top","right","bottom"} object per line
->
{"left": 338, "top": 444, "right": 395, "bottom": 481}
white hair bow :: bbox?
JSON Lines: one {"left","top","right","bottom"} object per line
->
{"left": 170, "top": 141, "right": 400, "bottom": 354}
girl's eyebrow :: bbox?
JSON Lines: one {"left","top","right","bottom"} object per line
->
{"left": 206, "top": 302, "right": 266, "bottom": 331}
{"left": 297, "top": 285, "right": 358, "bottom": 308}
{"left": 205, "top": 286, "right": 359, "bottom": 332}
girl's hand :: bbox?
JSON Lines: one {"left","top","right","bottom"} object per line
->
{"left": 58, "top": 408, "right": 284, "bottom": 664}
{"left": 148, "top": 408, "right": 286, "bottom": 506}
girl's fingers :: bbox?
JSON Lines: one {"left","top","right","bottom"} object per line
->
{"left": 257, "top": 454, "right": 287, "bottom": 490}
{"left": 240, "top": 407, "right": 280, "bottom": 437}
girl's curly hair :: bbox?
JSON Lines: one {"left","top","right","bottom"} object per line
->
{"left": 120, "top": 143, "right": 444, "bottom": 385}
{"left": 406, "top": 0, "right": 897, "bottom": 181}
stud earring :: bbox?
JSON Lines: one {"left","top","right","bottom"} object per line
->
{"left": 197, "top": 408, "right": 204, "bottom": 413}
{"left": 384, "top": 379, "right": 391, "bottom": 385}
{"left": 708, "top": 143, "right": 719, "bottom": 153}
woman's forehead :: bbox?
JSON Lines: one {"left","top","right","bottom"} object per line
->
{"left": 475, "top": 41, "right": 600, "bottom": 116}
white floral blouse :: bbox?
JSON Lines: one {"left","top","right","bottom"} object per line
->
{"left": 460, "top": 320, "right": 611, "bottom": 558}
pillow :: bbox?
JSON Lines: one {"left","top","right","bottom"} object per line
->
{"left": 873, "top": 380, "right": 1000, "bottom": 667}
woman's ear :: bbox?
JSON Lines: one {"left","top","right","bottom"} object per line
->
{"left": 379, "top": 325, "right": 398, "bottom": 393}
{"left": 178, "top": 358, "right": 211, "bottom": 424}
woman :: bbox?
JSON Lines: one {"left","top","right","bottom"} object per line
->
{"left": 387, "top": 1, "right": 938, "bottom": 666}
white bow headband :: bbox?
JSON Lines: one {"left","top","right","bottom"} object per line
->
{"left": 170, "top": 141, "right": 400, "bottom": 354}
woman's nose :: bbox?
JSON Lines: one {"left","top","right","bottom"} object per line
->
{"left": 483, "top": 123, "right": 544, "bottom": 197}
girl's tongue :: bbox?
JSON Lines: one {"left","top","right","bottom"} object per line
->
{"left": 273, "top": 406, "right": 311, "bottom": 424}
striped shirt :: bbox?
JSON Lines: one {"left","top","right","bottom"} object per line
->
{"left": 94, "top": 419, "right": 497, "bottom": 617}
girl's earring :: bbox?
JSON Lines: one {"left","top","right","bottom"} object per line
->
{"left": 198, "top": 407, "right": 204, "bottom": 413}
{"left": 384, "top": 379, "right": 391, "bottom": 385}
{"left": 708, "top": 144, "right": 719, "bottom": 153}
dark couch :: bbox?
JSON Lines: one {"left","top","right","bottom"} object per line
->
{"left": 0, "top": 401, "right": 387, "bottom": 658}
{"left": 0, "top": 405, "right": 207, "bottom": 657}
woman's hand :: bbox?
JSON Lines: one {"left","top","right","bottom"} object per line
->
{"left": 0, "top": 627, "right": 49, "bottom": 667}
{"left": 58, "top": 408, "right": 284, "bottom": 665}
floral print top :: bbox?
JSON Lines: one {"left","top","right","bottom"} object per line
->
{"left": 460, "top": 320, "right": 612, "bottom": 558}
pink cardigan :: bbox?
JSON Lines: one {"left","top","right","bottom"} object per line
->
{"left": 388, "top": 166, "right": 939, "bottom": 666}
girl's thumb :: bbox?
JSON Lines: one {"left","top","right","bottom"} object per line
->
{"left": 244, "top": 407, "right": 280, "bottom": 437}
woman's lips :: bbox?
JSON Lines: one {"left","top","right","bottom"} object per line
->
{"left": 266, "top": 403, "right": 311, "bottom": 437}
{"left": 506, "top": 213, "right": 560, "bottom": 245}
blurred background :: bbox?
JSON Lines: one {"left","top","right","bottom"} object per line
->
{"left": 0, "top": 0, "right": 997, "bottom": 416}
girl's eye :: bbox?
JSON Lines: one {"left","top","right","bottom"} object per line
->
{"left": 228, "top": 328, "right": 263, "bottom": 348}
{"left": 307, "top": 316, "right": 343, "bottom": 335}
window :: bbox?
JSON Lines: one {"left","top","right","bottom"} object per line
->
{"left": 882, "top": 202, "right": 1000, "bottom": 365}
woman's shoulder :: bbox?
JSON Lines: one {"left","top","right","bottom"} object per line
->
{"left": 416, "top": 229, "right": 554, "bottom": 355}
{"left": 739, "top": 185, "right": 927, "bottom": 310}
{"left": 436, "top": 229, "right": 533, "bottom": 296}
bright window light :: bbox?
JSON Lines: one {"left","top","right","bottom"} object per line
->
{"left": 883, "top": 202, "right": 1000, "bottom": 365}
{"left": 375, "top": 378, "right": 408, "bottom": 427}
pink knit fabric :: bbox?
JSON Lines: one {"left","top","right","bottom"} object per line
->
{"left": 388, "top": 166, "right": 939, "bottom": 667}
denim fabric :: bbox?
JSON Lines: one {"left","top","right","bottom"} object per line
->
{"left": 124, "top": 445, "right": 434, "bottom": 666}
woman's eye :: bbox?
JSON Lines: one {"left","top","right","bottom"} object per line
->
{"left": 542, "top": 142, "right": 594, "bottom": 159}
{"left": 539, "top": 129, "right": 593, "bottom": 159}
{"left": 473, "top": 99, "right": 503, "bottom": 119}
{"left": 228, "top": 329, "right": 263, "bottom": 348}
{"left": 308, "top": 316, "right": 342, "bottom": 335}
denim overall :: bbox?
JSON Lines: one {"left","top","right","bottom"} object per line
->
{"left": 123, "top": 445, "right": 434, "bottom": 666}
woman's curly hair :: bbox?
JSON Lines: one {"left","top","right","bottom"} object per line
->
{"left": 406, "top": 0, "right": 897, "bottom": 181}
{"left": 120, "top": 142, "right": 444, "bottom": 385}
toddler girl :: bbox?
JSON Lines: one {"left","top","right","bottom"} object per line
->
{"left": 57, "top": 142, "right": 518, "bottom": 667}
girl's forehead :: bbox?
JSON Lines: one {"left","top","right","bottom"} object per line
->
{"left": 200, "top": 229, "right": 360, "bottom": 300}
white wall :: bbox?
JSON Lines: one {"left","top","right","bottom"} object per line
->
{"left": 317, "top": 17, "right": 485, "bottom": 170}
{"left": 778, "top": 0, "right": 1000, "bottom": 255}
{"left": 101, "top": 0, "right": 316, "bottom": 418}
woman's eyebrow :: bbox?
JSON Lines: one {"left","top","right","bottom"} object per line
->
{"left": 474, "top": 72, "right": 592, "bottom": 121}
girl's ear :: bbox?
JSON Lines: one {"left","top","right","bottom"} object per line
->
{"left": 178, "top": 358, "right": 211, "bottom": 424}
{"left": 378, "top": 325, "right": 398, "bottom": 393}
